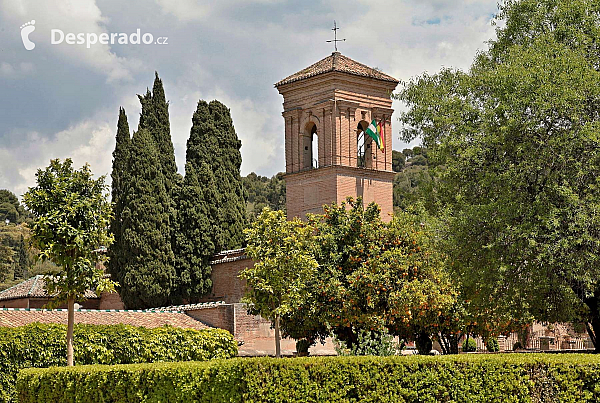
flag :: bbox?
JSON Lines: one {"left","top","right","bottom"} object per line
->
{"left": 377, "top": 120, "right": 385, "bottom": 151}
{"left": 365, "top": 119, "right": 384, "bottom": 151}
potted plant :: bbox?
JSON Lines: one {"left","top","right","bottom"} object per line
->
{"left": 296, "top": 339, "right": 311, "bottom": 357}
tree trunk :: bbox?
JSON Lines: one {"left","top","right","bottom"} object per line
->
{"left": 274, "top": 314, "right": 281, "bottom": 358}
{"left": 67, "top": 297, "right": 75, "bottom": 366}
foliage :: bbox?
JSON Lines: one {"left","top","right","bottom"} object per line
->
{"left": 0, "top": 189, "right": 30, "bottom": 224}
{"left": 462, "top": 338, "right": 477, "bottom": 353}
{"left": 18, "top": 354, "right": 600, "bottom": 402}
{"left": 397, "top": 0, "right": 600, "bottom": 351}
{"left": 243, "top": 172, "right": 286, "bottom": 221}
{"left": 174, "top": 100, "right": 246, "bottom": 302}
{"left": 22, "top": 159, "right": 115, "bottom": 306}
{"left": 0, "top": 323, "right": 236, "bottom": 403}
{"left": 241, "top": 208, "right": 318, "bottom": 356}
{"left": 295, "top": 339, "right": 311, "bottom": 354}
{"left": 107, "top": 107, "right": 131, "bottom": 296}
{"left": 118, "top": 129, "right": 176, "bottom": 309}
{"left": 334, "top": 328, "right": 399, "bottom": 356}
{"left": 279, "top": 198, "right": 455, "bottom": 350}
{"left": 486, "top": 337, "right": 500, "bottom": 353}
{"left": 391, "top": 150, "right": 405, "bottom": 173}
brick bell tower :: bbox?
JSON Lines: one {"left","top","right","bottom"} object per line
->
{"left": 275, "top": 52, "right": 399, "bottom": 221}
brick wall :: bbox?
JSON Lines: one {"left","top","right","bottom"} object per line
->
{"left": 286, "top": 165, "right": 394, "bottom": 221}
{"left": 185, "top": 304, "right": 235, "bottom": 334}
{"left": 201, "top": 255, "right": 253, "bottom": 304}
{"left": 99, "top": 291, "right": 125, "bottom": 310}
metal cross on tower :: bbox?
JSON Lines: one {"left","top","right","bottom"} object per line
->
{"left": 326, "top": 20, "right": 346, "bottom": 52}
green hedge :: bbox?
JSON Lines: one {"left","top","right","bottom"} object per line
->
{"left": 0, "top": 323, "right": 237, "bottom": 402}
{"left": 17, "top": 354, "right": 600, "bottom": 402}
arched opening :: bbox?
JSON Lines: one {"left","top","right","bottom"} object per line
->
{"left": 303, "top": 122, "right": 318, "bottom": 169}
{"left": 357, "top": 121, "right": 372, "bottom": 168}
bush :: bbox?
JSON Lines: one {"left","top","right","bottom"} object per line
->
{"left": 0, "top": 323, "right": 237, "bottom": 402}
{"left": 462, "top": 338, "right": 477, "bottom": 352}
{"left": 17, "top": 354, "right": 600, "bottom": 402}
{"left": 334, "top": 329, "right": 398, "bottom": 356}
{"left": 513, "top": 341, "right": 524, "bottom": 350}
{"left": 486, "top": 338, "right": 500, "bottom": 352}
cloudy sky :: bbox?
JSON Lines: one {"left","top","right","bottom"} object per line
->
{"left": 0, "top": 0, "right": 498, "bottom": 197}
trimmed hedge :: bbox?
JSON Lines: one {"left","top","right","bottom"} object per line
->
{"left": 0, "top": 323, "right": 237, "bottom": 402}
{"left": 17, "top": 354, "right": 600, "bottom": 402}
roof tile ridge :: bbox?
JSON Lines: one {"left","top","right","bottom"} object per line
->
{"left": 0, "top": 277, "right": 33, "bottom": 295}
{"left": 28, "top": 275, "right": 43, "bottom": 296}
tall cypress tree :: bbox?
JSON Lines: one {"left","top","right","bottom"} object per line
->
{"left": 108, "top": 108, "right": 131, "bottom": 288}
{"left": 15, "top": 234, "right": 27, "bottom": 280}
{"left": 174, "top": 100, "right": 246, "bottom": 301}
{"left": 120, "top": 129, "right": 176, "bottom": 309}
{"left": 174, "top": 160, "right": 216, "bottom": 301}
{"left": 208, "top": 100, "right": 246, "bottom": 250}
{"left": 138, "top": 72, "right": 180, "bottom": 192}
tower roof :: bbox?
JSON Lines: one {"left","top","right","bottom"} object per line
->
{"left": 275, "top": 52, "right": 399, "bottom": 87}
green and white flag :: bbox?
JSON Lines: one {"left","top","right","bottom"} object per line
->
{"left": 365, "top": 119, "right": 383, "bottom": 150}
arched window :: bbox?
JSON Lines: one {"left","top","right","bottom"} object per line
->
{"left": 303, "top": 122, "right": 318, "bottom": 169}
{"left": 357, "top": 121, "right": 372, "bottom": 168}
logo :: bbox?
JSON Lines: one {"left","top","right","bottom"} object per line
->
{"left": 20, "top": 20, "right": 36, "bottom": 51}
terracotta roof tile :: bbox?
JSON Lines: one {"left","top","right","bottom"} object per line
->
{"left": 275, "top": 52, "right": 398, "bottom": 87}
{"left": 0, "top": 308, "right": 211, "bottom": 330}
{"left": 0, "top": 276, "right": 98, "bottom": 301}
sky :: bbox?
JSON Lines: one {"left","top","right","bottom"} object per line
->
{"left": 0, "top": 0, "right": 498, "bottom": 197}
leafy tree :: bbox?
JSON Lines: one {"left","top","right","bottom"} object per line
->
{"left": 392, "top": 150, "right": 406, "bottom": 173}
{"left": 23, "top": 159, "right": 115, "bottom": 366}
{"left": 280, "top": 199, "right": 455, "bottom": 350}
{"left": 0, "top": 190, "right": 29, "bottom": 224}
{"left": 398, "top": 0, "right": 600, "bottom": 351}
{"left": 241, "top": 208, "right": 318, "bottom": 358}
{"left": 243, "top": 172, "right": 286, "bottom": 221}
{"left": 119, "top": 130, "right": 176, "bottom": 309}
{"left": 107, "top": 108, "right": 131, "bottom": 291}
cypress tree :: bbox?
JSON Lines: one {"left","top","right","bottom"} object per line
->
{"left": 108, "top": 108, "right": 131, "bottom": 288}
{"left": 138, "top": 72, "right": 180, "bottom": 192}
{"left": 120, "top": 129, "right": 176, "bottom": 309}
{"left": 174, "top": 100, "right": 246, "bottom": 301}
{"left": 15, "top": 234, "right": 27, "bottom": 280}
{"left": 174, "top": 161, "right": 216, "bottom": 301}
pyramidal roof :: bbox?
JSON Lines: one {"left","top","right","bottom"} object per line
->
{"left": 275, "top": 52, "right": 398, "bottom": 87}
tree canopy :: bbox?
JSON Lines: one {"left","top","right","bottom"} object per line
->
{"left": 398, "top": 0, "right": 600, "bottom": 350}
{"left": 23, "top": 159, "right": 115, "bottom": 365}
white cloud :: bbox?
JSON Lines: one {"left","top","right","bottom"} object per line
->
{"left": 1, "top": 0, "right": 137, "bottom": 82}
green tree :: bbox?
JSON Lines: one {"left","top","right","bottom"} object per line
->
{"left": 23, "top": 159, "right": 115, "bottom": 366}
{"left": 14, "top": 234, "right": 27, "bottom": 280}
{"left": 392, "top": 150, "right": 406, "bottom": 173}
{"left": 181, "top": 100, "right": 246, "bottom": 253}
{"left": 119, "top": 130, "right": 176, "bottom": 309}
{"left": 173, "top": 161, "right": 216, "bottom": 302}
{"left": 241, "top": 208, "right": 318, "bottom": 358}
{"left": 398, "top": 0, "right": 600, "bottom": 351}
{"left": 107, "top": 107, "right": 131, "bottom": 291}
{"left": 138, "top": 72, "right": 179, "bottom": 191}
{"left": 277, "top": 199, "right": 455, "bottom": 350}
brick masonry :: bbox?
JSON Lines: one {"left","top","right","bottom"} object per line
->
{"left": 276, "top": 53, "right": 398, "bottom": 222}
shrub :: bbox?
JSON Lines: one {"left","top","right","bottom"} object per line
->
{"left": 334, "top": 329, "right": 398, "bottom": 356}
{"left": 17, "top": 354, "right": 600, "bottom": 402}
{"left": 462, "top": 337, "right": 477, "bottom": 352}
{"left": 513, "top": 341, "right": 524, "bottom": 350}
{"left": 486, "top": 337, "right": 500, "bottom": 352}
{"left": 0, "top": 323, "right": 237, "bottom": 402}
{"left": 295, "top": 339, "right": 311, "bottom": 354}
